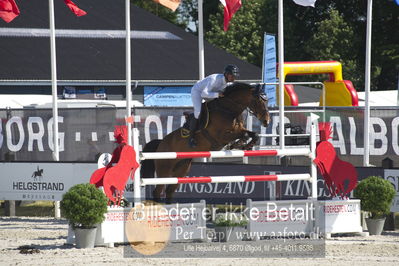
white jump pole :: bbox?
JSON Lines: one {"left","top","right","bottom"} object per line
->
{"left": 363, "top": 0, "right": 372, "bottom": 167}
{"left": 278, "top": 0, "right": 285, "bottom": 150}
{"left": 310, "top": 113, "right": 319, "bottom": 199}
{"left": 125, "top": 0, "right": 132, "bottom": 145}
{"left": 48, "top": 0, "right": 60, "bottom": 219}
{"left": 309, "top": 113, "right": 319, "bottom": 237}
{"left": 133, "top": 128, "right": 141, "bottom": 204}
{"left": 198, "top": 0, "right": 205, "bottom": 80}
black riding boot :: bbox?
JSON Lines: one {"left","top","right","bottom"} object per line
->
{"left": 188, "top": 118, "right": 199, "bottom": 148}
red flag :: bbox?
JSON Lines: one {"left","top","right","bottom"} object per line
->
{"left": 64, "top": 0, "right": 87, "bottom": 17}
{"left": 0, "top": 0, "right": 20, "bottom": 23}
{"left": 220, "top": 0, "right": 242, "bottom": 31}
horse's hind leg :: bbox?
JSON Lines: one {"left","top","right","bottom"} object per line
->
{"left": 165, "top": 185, "right": 179, "bottom": 204}
{"left": 153, "top": 158, "right": 173, "bottom": 203}
{"left": 165, "top": 159, "right": 192, "bottom": 204}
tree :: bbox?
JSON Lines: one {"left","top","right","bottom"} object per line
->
{"left": 204, "top": 0, "right": 398, "bottom": 91}
{"left": 178, "top": 0, "right": 198, "bottom": 33}
{"left": 304, "top": 8, "right": 362, "bottom": 89}
{"left": 206, "top": 0, "right": 264, "bottom": 66}
{"left": 372, "top": 2, "right": 399, "bottom": 90}
{"left": 178, "top": 0, "right": 220, "bottom": 33}
{"left": 136, "top": 0, "right": 397, "bottom": 90}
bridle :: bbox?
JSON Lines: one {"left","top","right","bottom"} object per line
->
{"left": 247, "top": 92, "right": 269, "bottom": 123}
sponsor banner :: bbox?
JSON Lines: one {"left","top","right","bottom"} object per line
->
{"left": 1, "top": 107, "right": 399, "bottom": 167}
{"left": 316, "top": 200, "right": 362, "bottom": 234}
{"left": 384, "top": 169, "right": 399, "bottom": 212}
{"left": 144, "top": 86, "right": 192, "bottom": 106}
{"left": 164, "top": 163, "right": 384, "bottom": 204}
{"left": 0, "top": 161, "right": 143, "bottom": 201}
{"left": 0, "top": 162, "right": 97, "bottom": 201}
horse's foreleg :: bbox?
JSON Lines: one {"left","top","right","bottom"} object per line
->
{"left": 243, "top": 131, "right": 259, "bottom": 150}
{"left": 224, "top": 130, "right": 254, "bottom": 150}
{"left": 225, "top": 139, "right": 246, "bottom": 150}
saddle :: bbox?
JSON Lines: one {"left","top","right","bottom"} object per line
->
{"left": 181, "top": 102, "right": 210, "bottom": 138}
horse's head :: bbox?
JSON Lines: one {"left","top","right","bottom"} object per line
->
{"left": 248, "top": 84, "right": 270, "bottom": 127}
{"left": 221, "top": 82, "right": 270, "bottom": 127}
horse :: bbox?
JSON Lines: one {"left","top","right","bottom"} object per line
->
{"left": 140, "top": 82, "right": 271, "bottom": 203}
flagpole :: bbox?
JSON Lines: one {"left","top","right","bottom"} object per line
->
{"left": 278, "top": 0, "right": 285, "bottom": 149}
{"left": 126, "top": 0, "right": 132, "bottom": 145}
{"left": 48, "top": 0, "right": 60, "bottom": 219}
{"left": 198, "top": 0, "right": 205, "bottom": 79}
{"left": 363, "top": 0, "right": 372, "bottom": 166}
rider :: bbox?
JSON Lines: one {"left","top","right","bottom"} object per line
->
{"left": 188, "top": 64, "right": 240, "bottom": 148}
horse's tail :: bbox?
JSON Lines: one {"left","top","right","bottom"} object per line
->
{"left": 140, "top": 139, "right": 162, "bottom": 178}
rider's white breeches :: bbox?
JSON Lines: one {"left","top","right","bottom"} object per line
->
{"left": 191, "top": 90, "right": 202, "bottom": 119}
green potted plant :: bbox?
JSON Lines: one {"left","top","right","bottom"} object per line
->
{"left": 214, "top": 212, "right": 248, "bottom": 242}
{"left": 354, "top": 176, "right": 396, "bottom": 235}
{"left": 61, "top": 183, "right": 108, "bottom": 248}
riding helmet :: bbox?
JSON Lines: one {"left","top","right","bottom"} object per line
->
{"left": 224, "top": 64, "right": 240, "bottom": 79}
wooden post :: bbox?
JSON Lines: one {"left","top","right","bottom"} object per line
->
{"left": 4, "top": 200, "right": 16, "bottom": 216}
{"left": 4, "top": 151, "right": 16, "bottom": 216}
